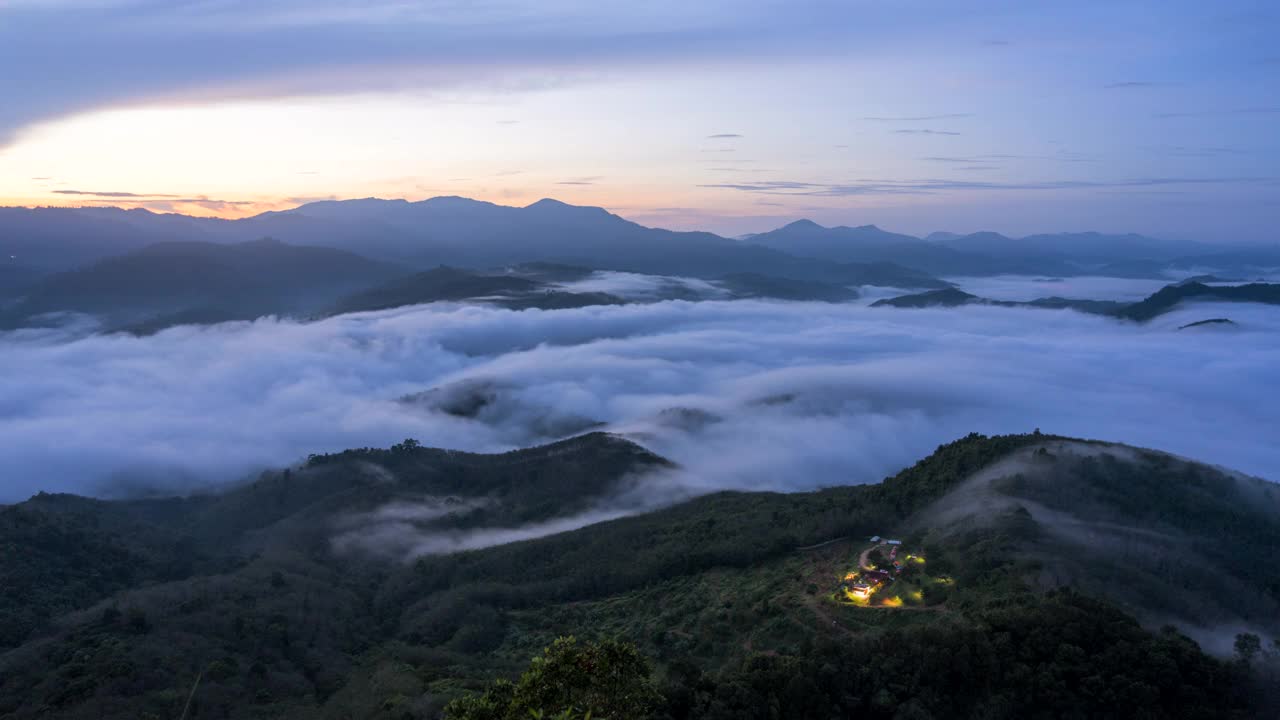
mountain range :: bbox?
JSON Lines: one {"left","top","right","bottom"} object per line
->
{"left": 2, "top": 197, "right": 1277, "bottom": 336}
{"left": 4, "top": 198, "right": 1273, "bottom": 285}
{"left": 0, "top": 200, "right": 944, "bottom": 289}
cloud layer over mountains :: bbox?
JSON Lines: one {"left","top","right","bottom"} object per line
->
{"left": 1, "top": 288, "right": 1278, "bottom": 503}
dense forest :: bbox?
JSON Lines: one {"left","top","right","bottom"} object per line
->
{"left": 447, "top": 593, "right": 1257, "bottom": 720}
{"left": 1, "top": 431, "right": 1277, "bottom": 718}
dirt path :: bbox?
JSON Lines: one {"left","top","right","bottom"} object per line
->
{"left": 796, "top": 536, "right": 849, "bottom": 552}
{"left": 858, "top": 542, "right": 884, "bottom": 570}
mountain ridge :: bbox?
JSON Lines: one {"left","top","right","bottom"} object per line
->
{"left": 2, "top": 198, "right": 1252, "bottom": 284}
{"left": 871, "top": 279, "right": 1280, "bottom": 322}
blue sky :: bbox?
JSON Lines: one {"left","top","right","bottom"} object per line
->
{"left": 1, "top": 0, "right": 1277, "bottom": 240}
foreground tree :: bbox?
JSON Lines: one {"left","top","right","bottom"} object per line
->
{"left": 445, "top": 636, "right": 661, "bottom": 720}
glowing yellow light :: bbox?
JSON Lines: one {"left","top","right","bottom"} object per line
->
{"left": 881, "top": 596, "right": 903, "bottom": 608}
{"left": 910, "top": 590, "right": 924, "bottom": 602}
{"left": 842, "top": 588, "right": 870, "bottom": 605}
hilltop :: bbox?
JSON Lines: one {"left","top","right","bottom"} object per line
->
{"left": 0, "top": 431, "right": 1275, "bottom": 717}
{"left": 873, "top": 279, "right": 1280, "bottom": 323}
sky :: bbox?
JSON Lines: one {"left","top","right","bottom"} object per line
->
{"left": 1, "top": 0, "right": 1278, "bottom": 240}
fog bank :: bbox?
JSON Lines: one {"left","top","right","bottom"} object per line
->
{"left": 1, "top": 286, "right": 1277, "bottom": 502}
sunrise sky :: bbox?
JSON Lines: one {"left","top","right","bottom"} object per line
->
{"left": 1, "top": 0, "right": 1277, "bottom": 239}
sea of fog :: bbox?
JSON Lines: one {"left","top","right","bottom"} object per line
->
{"left": 1, "top": 275, "right": 1278, "bottom": 503}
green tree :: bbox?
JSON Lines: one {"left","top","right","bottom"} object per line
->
{"left": 1235, "top": 633, "right": 1262, "bottom": 665}
{"left": 444, "top": 636, "right": 660, "bottom": 720}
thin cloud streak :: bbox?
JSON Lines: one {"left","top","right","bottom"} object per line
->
{"left": 893, "top": 129, "right": 962, "bottom": 136}
{"left": 1104, "top": 81, "right": 1175, "bottom": 89}
{"left": 52, "top": 190, "right": 178, "bottom": 198}
{"left": 862, "top": 113, "right": 973, "bottom": 121}
{"left": 0, "top": 1, "right": 901, "bottom": 147}
{"left": 1156, "top": 107, "right": 1280, "bottom": 119}
{"left": 699, "top": 176, "right": 1274, "bottom": 197}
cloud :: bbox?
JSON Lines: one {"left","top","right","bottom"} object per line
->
{"left": 1149, "top": 146, "right": 1249, "bottom": 158}
{"left": 700, "top": 180, "right": 824, "bottom": 192}
{"left": 286, "top": 194, "right": 337, "bottom": 204}
{"left": 52, "top": 190, "right": 179, "bottom": 198}
{"left": 700, "top": 175, "right": 1272, "bottom": 197}
{"left": 1104, "top": 81, "right": 1174, "bottom": 89}
{"left": 333, "top": 503, "right": 639, "bottom": 561}
{"left": 921, "top": 152, "right": 1094, "bottom": 164}
{"left": 862, "top": 113, "right": 973, "bottom": 121}
{"left": 893, "top": 129, "right": 962, "bottom": 136}
{"left": 1, "top": 285, "right": 1277, "bottom": 513}
{"left": 1156, "top": 107, "right": 1280, "bottom": 119}
{"left": 0, "top": 1, "right": 895, "bottom": 147}
{"left": 706, "top": 133, "right": 743, "bottom": 139}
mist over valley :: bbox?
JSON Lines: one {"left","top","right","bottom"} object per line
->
{"left": 4, "top": 1, "right": 1280, "bottom": 715}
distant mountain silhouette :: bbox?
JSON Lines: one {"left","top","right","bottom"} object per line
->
{"left": 331, "top": 265, "right": 870, "bottom": 315}
{"left": 940, "top": 230, "right": 1207, "bottom": 264}
{"left": 749, "top": 220, "right": 1003, "bottom": 274}
{"left": 1165, "top": 245, "right": 1280, "bottom": 275}
{"left": 756, "top": 221, "right": 1216, "bottom": 276}
{"left": 1, "top": 238, "right": 403, "bottom": 331}
{"left": 716, "top": 272, "right": 860, "bottom": 302}
{"left": 0, "top": 201, "right": 936, "bottom": 288}
{"left": 869, "top": 286, "right": 1127, "bottom": 314}
{"left": 257, "top": 198, "right": 952, "bottom": 286}
{"left": 922, "top": 231, "right": 962, "bottom": 243}
{"left": 871, "top": 287, "right": 979, "bottom": 308}
{"left": 0, "top": 263, "right": 40, "bottom": 296}
{"left": 873, "top": 280, "right": 1280, "bottom": 322}
{"left": 1115, "top": 281, "right": 1280, "bottom": 321}
{"left": 328, "top": 265, "right": 626, "bottom": 315}
{"left": 2, "top": 198, "right": 1264, "bottom": 287}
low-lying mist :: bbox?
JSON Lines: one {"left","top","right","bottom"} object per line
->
{"left": 1, "top": 279, "right": 1277, "bottom": 503}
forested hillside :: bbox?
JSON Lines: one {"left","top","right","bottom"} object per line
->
{"left": 1, "top": 432, "right": 1275, "bottom": 718}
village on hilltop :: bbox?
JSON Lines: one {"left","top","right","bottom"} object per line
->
{"left": 838, "top": 535, "right": 950, "bottom": 608}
